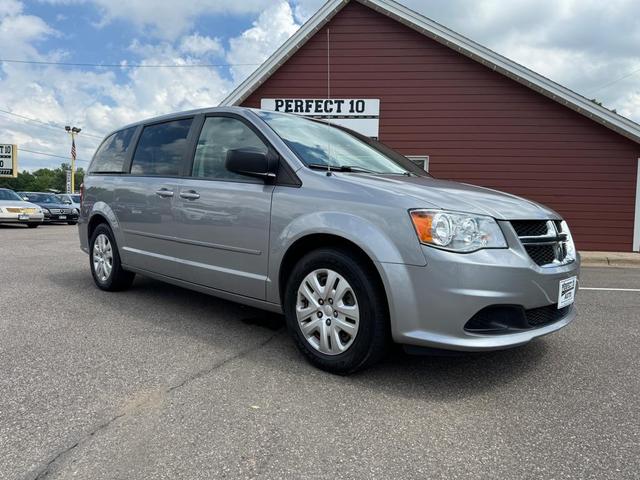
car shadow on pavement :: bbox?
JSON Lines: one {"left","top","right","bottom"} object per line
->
{"left": 52, "top": 269, "right": 552, "bottom": 401}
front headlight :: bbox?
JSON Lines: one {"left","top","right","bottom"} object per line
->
{"left": 409, "top": 209, "right": 507, "bottom": 252}
{"left": 72, "top": 208, "right": 79, "bottom": 214}
{"left": 560, "top": 220, "right": 576, "bottom": 262}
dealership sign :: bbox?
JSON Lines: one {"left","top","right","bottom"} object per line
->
{"left": 0, "top": 144, "right": 17, "bottom": 178}
{"left": 260, "top": 98, "right": 380, "bottom": 138}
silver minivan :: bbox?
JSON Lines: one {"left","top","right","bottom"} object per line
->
{"left": 79, "top": 107, "right": 579, "bottom": 374}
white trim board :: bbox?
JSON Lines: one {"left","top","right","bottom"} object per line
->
{"left": 220, "top": 0, "right": 640, "bottom": 146}
{"left": 633, "top": 158, "right": 640, "bottom": 252}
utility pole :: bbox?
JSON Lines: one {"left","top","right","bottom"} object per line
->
{"left": 65, "top": 126, "right": 81, "bottom": 193}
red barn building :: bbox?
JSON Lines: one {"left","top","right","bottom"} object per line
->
{"left": 221, "top": 0, "right": 640, "bottom": 252}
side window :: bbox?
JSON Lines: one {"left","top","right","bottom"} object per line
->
{"left": 89, "top": 127, "right": 136, "bottom": 173}
{"left": 130, "top": 119, "right": 193, "bottom": 176}
{"left": 192, "top": 116, "right": 268, "bottom": 181}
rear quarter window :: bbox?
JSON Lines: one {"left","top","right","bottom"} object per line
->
{"left": 88, "top": 127, "right": 137, "bottom": 174}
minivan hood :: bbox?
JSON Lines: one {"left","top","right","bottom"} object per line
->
{"left": 336, "top": 174, "right": 560, "bottom": 220}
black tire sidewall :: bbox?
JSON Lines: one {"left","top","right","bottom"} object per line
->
{"left": 284, "top": 248, "right": 388, "bottom": 374}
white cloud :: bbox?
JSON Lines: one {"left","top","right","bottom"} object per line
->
{"left": 226, "top": 0, "right": 300, "bottom": 83}
{"left": 179, "top": 34, "right": 224, "bottom": 57}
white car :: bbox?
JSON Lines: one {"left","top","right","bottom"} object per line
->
{"left": 0, "top": 188, "right": 45, "bottom": 228}
{"left": 57, "top": 193, "right": 81, "bottom": 212}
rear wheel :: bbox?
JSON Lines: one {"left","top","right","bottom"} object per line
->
{"left": 284, "top": 248, "right": 389, "bottom": 374}
{"left": 89, "top": 224, "right": 135, "bottom": 291}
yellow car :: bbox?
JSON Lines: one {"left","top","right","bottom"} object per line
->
{"left": 0, "top": 188, "right": 45, "bottom": 228}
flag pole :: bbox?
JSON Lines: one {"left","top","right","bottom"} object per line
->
{"left": 65, "top": 126, "right": 81, "bottom": 193}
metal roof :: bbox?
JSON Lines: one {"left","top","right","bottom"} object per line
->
{"left": 220, "top": 0, "right": 640, "bottom": 145}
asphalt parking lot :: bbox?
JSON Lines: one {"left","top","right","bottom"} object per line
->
{"left": 1, "top": 225, "right": 638, "bottom": 480}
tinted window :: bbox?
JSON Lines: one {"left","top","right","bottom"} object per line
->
{"left": 131, "top": 119, "right": 192, "bottom": 176}
{"left": 89, "top": 127, "right": 136, "bottom": 174}
{"left": 23, "top": 193, "right": 59, "bottom": 204}
{"left": 192, "top": 117, "right": 268, "bottom": 181}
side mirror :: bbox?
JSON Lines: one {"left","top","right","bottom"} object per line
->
{"left": 225, "top": 148, "right": 277, "bottom": 181}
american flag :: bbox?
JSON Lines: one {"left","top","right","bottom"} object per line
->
{"left": 71, "top": 137, "right": 77, "bottom": 162}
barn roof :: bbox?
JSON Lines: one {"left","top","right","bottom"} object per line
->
{"left": 220, "top": 0, "right": 640, "bottom": 145}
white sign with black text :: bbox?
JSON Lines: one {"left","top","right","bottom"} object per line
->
{"left": 0, "top": 144, "right": 17, "bottom": 178}
{"left": 260, "top": 98, "right": 380, "bottom": 138}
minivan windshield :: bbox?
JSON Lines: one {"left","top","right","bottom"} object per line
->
{"left": 257, "top": 111, "right": 412, "bottom": 175}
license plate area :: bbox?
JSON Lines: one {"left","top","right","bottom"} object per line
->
{"left": 558, "top": 276, "right": 577, "bottom": 309}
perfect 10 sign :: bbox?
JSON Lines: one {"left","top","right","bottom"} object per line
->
{"left": 260, "top": 98, "right": 380, "bottom": 138}
{"left": 0, "top": 144, "right": 18, "bottom": 178}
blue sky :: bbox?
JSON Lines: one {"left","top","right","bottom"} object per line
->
{"left": 1, "top": 0, "right": 639, "bottom": 171}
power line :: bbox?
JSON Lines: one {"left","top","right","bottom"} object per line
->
{"left": 588, "top": 65, "right": 640, "bottom": 96}
{"left": 0, "top": 108, "right": 104, "bottom": 140}
{"left": 0, "top": 58, "right": 261, "bottom": 69}
{"left": 0, "top": 110, "right": 101, "bottom": 140}
{"left": 19, "top": 148, "right": 89, "bottom": 164}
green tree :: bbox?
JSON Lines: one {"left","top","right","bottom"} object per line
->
{"left": 0, "top": 163, "right": 85, "bottom": 193}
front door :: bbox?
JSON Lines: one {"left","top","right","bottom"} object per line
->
{"left": 173, "top": 115, "right": 274, "bottom": 300}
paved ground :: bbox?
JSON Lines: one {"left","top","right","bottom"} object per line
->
{"left": 1, "top": 225, "right": 638, "bottom": 480}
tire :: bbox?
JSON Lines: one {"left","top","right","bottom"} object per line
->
{"left": 27, "top": 224, "right": 39, "bottom": 229}
{"left": 68, "top": 221, "right": 77, "bottom": 226}
{"left": 284, "top": 248, "right": 389, "bottom": 375}
{"left": 89, "top": 223, "right": 135, "bottom": 291}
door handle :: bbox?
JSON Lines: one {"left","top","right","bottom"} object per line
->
{"left": 155, "top": 188, "right": 174, "bottom": 198}
{"left": 179, "top": 190, "right": 200, "bottom": 200}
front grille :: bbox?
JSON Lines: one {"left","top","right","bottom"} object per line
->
{"left": 526, "top": 304, "right": 571, "bottom": 327}
{"left": 511, "top": 220, "right": 549, "bottom": 237}
{"left": 524, "top": 244, "right": 557, "bottom": 266}
{"left": 511, "top": 220, "right": 574, "bottom": 267}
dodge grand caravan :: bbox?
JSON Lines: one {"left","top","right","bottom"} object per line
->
{"left": 79, "top": 107, "right": 579, "bottom": 374}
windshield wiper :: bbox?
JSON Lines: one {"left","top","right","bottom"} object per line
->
{"left": 306, "top": 163, "right": 381, "bottom": 174}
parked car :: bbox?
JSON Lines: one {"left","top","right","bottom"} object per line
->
{"left": 58, "top": 193, "right": 81, "bottom": 211}
{"left": 79, "top": 107, "right": 579, "bottom": 374}
{"left": 0, "top": 188, "right": 44, "bottom": 227}
{"left": 19, "top": 192, "right": 79, "bottom": 225}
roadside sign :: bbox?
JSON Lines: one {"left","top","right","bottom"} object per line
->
{"left": 260, "top": 98, "right": 380, "bottom": 138}
{"left": 66, "top": 169, "right": 72, "bottom": 193}
{"left": 0, "top": 144, "right": 17, "bottom": 178}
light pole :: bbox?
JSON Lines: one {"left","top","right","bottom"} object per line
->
{"left": 65, "top": 126, "right": 81, "bottom": 193}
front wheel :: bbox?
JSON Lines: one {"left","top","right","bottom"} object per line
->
{"left": 27, "top": 223, "right": 39, "bottom": 229}
{"left": 284, "top": 248, "right": 389, "bottom": 375}
{"left": 89, "top": 224, "right": 135, "bottom": 291}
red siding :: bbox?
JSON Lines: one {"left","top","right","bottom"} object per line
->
{"left": 242, "top": 1, "right": 640, "bottom": 251}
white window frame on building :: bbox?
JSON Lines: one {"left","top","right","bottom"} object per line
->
{"left": 406, "top": 155, "right": 429, "bottom": 172}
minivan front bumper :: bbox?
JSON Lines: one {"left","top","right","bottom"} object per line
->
{"left": 378, "top": 241, "right": 579, "bottom": 352}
